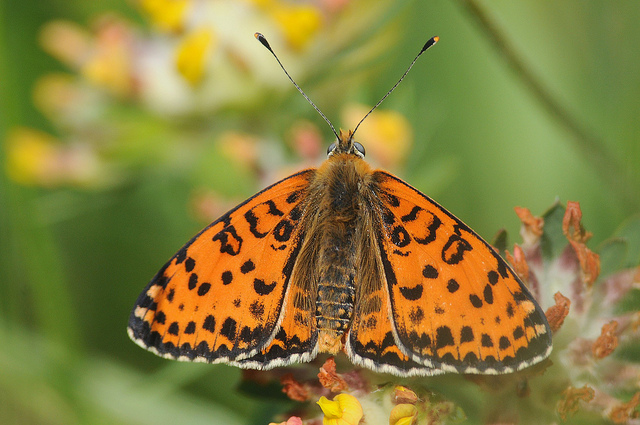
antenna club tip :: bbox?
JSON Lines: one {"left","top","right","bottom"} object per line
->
{"left": 420, "top": 35, "right": 440, "bottom": 54}
{"left": 254, "top": 32, "right": 271, "bottom": 49}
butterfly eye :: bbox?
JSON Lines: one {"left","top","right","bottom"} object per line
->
{"left": 354, "top": 142, "right": 366, "bottom": 157}
{"left": 327, "top": 142, "right": 337, "bottom": 156}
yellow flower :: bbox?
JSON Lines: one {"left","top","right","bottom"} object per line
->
{"left": 139, "top": 0, "right": 190, "bottom": 33}
{"left": 389, "top": 404, "right": 418, "bottom": 425}
{"left": 271, "top": 4, "right": 322, "bottom": 50}
{"left": 39, "top": 20, "right": 92, "bottom": 68}
{"left": 175, "top": 28, "right": 216, "bottom": 86}
{"left": 317, "top": 393, "right": 363, "bottom": 425}
{"left": 5, "top": 127, "right": 100, "bottom": 187}
{"left": 5, "top": 128, "right": 58, "bottom": 186}
{"left": 343, "top": 104, "right": 413, "bottom": 168}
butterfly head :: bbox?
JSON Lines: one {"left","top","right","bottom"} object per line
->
{"left": 327, "top": 130, "right": 366, "bottom": 158}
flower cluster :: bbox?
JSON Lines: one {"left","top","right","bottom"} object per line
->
{"left": 262, "top": 201, "right": 639, "bottom": 425}
{"left": 5, "top": 0, "right": 403, "bottom": 188}
{"left": 513, "top": 201, "right": 640, "bottom": 424}
{"left": 267, "top": 357, "right": 460, "bottom": 425}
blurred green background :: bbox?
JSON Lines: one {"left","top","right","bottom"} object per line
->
{"left": 1, "top": 0, "right": 639, "bottom": 424}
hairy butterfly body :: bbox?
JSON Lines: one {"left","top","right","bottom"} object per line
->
{"left": 128, "top": 34, "right": 552, "bottom": 376}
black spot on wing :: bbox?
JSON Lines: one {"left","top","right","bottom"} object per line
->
{"left": 409, "top": 307, "right": 424, "bottom": 324}
{"left": 513, "top": 291, "right": 529, "bottom": 304}
{"left": 244, "top": 210, "right": 268, "bottom": 239}
{"left": 393, "top": 249, "right": 410, "bottom": 257}
{"left": 488, "top": 270, "right": 499, "bottom": 285}
{"left": 513, "top": 326, "right": 524, "bottom": 340}
{"left": 460, "top": 326, "right": 474, "bottom": 343}
{"left": 481, "top": 334, "right": 493, "bottom": 348}
{"left": 401, "top": 206, "right": 422, "bottom": 222}
{"left": 506, "top": 302, "right": 515, "bottom": 318}
{"left": 469, "top": 294, "right": 483, "bottom": 308}
{"left": 273, "top": 219, "right": 294, "bottom": 242}
{"left": 220, "top": 317, "right": 237, "bottom": 340}
{"left": 249, "top": 301, "right": 265, "bottom": 320}
{"left": 212, "top": 226, "right": 243, "bottom": 256}
{"left": 413, "top": 213, "right": 441, "bottom": 246}
{"left": 168, "top": 322, "right": 179, "bottom": 336}
{"left": 408, "top": 331, "right": 432, "bottom": 351}
{"left": 442, "top": 228, "right": 472, "bottom": 265}
{"left": 197, "top": 282, "right": 211, "bottom": 296}
{"left": 447, "top": 279, "right": 459, "bottom": 293}
{"left": 264, "top": 200, "right": 285, "bottom": 216}
{"left": 391, "top": 226, "right": 411, "bottom": 248}
{"left": 483, "top": 284, "right": 494, "bottom": 304}
{"left": 184, "top": 321, "right": 196, "bottom": 334}
{"left": 499, "top": 336, "right": 511, "bottom": 350}
{"left": 241, "top": 260, "right": 255, "bottom": 274}
{"left": 422, "top": 264, "right": 438, "bottom": 279}
{"left": 188, "top": 273, "right": 198, "bottom": 290}
{"left": 399, "top": 285, "right": 423, "bottom": 301}
{"left": 185, "top": 257, "right": 196, "bottom": 272}
{"left": 221, "top": 271, "right": 233, "bottom": 285}
{"left": 436, "top": 326, "right": 455, "bottom": 349}
{"left": 253, "top": 278, "right": 277, "bottom": 296}
{"left": 286, "top": 191, "right": 302, "bottom": 204}
{"left": 202, "top": 315, "right": 216, "bottom": 333}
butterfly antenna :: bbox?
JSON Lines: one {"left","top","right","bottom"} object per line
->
{"left": 351, "top": 36, "right": 439, "bottom": 140}
{"left": 255, "top": 33, "right": 340, "bottom": 140}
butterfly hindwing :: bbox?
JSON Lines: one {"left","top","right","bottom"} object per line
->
{"left": 345, "top": 211, "right": 441, "bottom": 377}
{"left": 364, "top": 171, "right": 551, "bottom": 375}
{"left": 128, "top": 170, "right": 315, "bottom": 367}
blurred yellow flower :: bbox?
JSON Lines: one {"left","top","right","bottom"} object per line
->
{"left": 343, "top": 104, "right": 412, "bottom": 168}
{"left": 6, "top": 128, "right": 58, "bottom": 186}
{"left": 317, "top": 393, "right": 363, "bottom": 425}
{"left": 271, "top": 4, "right": 322, "bottom": 51}
{"left": 175, "top": 28, "right": 216, "bottom": 86}
{"left": 5, "top": 128, "right": 100, "bottom": 187}
{"left": 39, "top": 20, "right": 92, "bottom": 69}
{"left": 139, "top": 0, "right": 191, "bottom": 33}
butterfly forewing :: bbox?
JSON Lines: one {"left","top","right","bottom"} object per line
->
{"left": 128, "top": 170, "right": 315, "bottom": 366}
{"left": 370, "top": 171, "right": 551, "bottom": 374}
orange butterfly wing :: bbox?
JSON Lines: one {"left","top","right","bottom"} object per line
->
{"left": 128, "top": 169, "right": 319, "bottom": 368}
{"left": 348, "top": 171, "right": 551, "bottom": 376}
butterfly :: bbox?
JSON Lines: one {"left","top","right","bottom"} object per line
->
{"left": 128, "top": 34, "right": 552, "bottom": 377}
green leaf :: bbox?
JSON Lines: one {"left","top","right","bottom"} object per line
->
{"left": 614, "top": 215, "right": 640, "bottom": 268}
{"left": 598, "top": 238, "right": 628, "bottom": 278}
{"left": 540, "top": 201, "right": 567, "bottom": 261}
